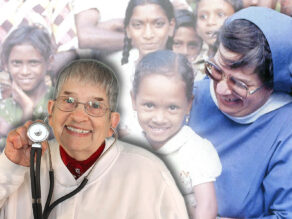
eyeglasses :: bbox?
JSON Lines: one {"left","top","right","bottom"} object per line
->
{"left": 54, "top": 96, "right": 110, "bottom": 117}
{"left": 204, "top": 59, "right": 265, "bottom": 100}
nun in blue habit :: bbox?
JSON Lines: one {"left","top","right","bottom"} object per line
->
{"left": 189, "top": 7, "right": 292, "bottom": 218}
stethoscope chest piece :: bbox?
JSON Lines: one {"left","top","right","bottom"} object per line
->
{"left": 27, "top": 121, "right": 50, "bottom": 219}
{"left": 27, "top": 122, "right": 49, "bottom": 144}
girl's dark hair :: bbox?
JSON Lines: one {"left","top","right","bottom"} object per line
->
{"left": 1, "top": 25, "right": 53, "bottom": 67}
{"left": 219, "top": 19, "right": 273, "bottom": 88}
{"left": 122, "top": 0, "right": 175, "bottom": 65}
{"left": 133, "top": 50, "right": 194, "bottom": 101}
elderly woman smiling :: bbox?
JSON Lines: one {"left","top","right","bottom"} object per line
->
{"left": 0, "top": 59, "right": 188, "bottom": 219}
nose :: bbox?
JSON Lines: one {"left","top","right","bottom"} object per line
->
{"left": 20, "top": 64, "right": 30, "bottom": 76}
{"left": 207, "top": 14, "right": 217, "bottom": 26}
{"left": 152, "top": 109, "right": 167, "bottom": 124}
{"left": 69, "top": 103, "right": 89, "bottom": 122}
{"left": 143, "top": 24, "right": 154, "bottom": 39}
{"left": 215, "top": 79, "right": 232, "bottom": 96}
{"left": 180, "top": 45, "right": 188, "bottom": 57}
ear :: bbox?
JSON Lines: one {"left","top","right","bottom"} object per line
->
{"left": 168, "top": 18, "right": 176, "bottom": 37}
{"left": 130, "top": 91, "right": 137, "bottom": 111}
{"left": 47, "top": 100, "right": 55, "bottom": 127}
{"left": 107, "top": 112, "right": 120, "bottom": 137}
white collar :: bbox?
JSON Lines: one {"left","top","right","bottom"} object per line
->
{"left": 155, "top": 126, "right": 194, "bottom": 155}
{"left": 209, "top": 80, "right": 292, "bottom": 124}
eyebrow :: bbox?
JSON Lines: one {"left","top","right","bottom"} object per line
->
{"left": 62, "top": 91, "right": 104, "bottom": 101}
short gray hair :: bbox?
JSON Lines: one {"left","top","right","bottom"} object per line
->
{"left": 54, "top": 59, "right": 119, "bottom": 111}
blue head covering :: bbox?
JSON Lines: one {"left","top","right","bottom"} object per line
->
{"left": 226, "top": 7, "right": 292, "bottom": 93}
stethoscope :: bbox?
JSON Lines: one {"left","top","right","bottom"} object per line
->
{"left": 27, "top": 121, "right": 118, "bottom": 219}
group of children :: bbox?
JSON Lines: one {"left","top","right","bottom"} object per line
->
{"left": 0, "top": 0, "right": 289, "bottom": 218}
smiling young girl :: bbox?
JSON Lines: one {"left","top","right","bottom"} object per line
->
{"left": 131, "top": 50, "right": 222, "bottom": 218}
{"left": 0, "top": 25, "right": 53, "bottom": 150}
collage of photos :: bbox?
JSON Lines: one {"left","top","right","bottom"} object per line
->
{"left": 0, "top": 0, "right": 292, "bottom": 218}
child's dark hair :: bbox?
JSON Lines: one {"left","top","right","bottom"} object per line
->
{"left": 175, "top": 9, "right": 197, "bottom": 30}
{"left": 1, "top": 25, "right": 53, "bottom": 67}
{"left": 132, "top": 50, "right": 194, "bottom": 101}
{"left": 121, "top": 0, "right": 175, "bottom": 65}
{"left": 195, "top": 0, "right": 243, "bottom": 13}
{"left": 171, "top": 9, "right": 203, "bottom": 49}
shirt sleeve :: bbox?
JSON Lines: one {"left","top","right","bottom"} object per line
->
{"left": 71, "top": 0, "right": 100, "bottom": 15}
{"left": 0, "top": 153, "right": 28, "bottom": 209}
{"left": 254, "top": 134, "right": 292, "bottom": 218}
{"left": 188, "top": 138, "right": 222, "bottom": 186}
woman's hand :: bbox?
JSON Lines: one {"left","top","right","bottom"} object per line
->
{"left": 4, "top": 121, "right": 48, "bottom": 167}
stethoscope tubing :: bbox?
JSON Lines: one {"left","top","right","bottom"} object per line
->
{"left": 30, "top": 128, "right": 118, "bottom": 219}
{"left": 30, "top": 147, "right": 43, "bottom": 219}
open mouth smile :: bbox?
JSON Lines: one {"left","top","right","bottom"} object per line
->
{"left": 66, "top": 125, "right": 91, "bottom": 134}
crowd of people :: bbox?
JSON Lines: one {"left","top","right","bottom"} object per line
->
{"left": 0, "top": 0, "right": 292, "bottom": 218}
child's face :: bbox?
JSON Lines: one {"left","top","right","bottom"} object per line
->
{"left": 7, "top": 43, "right": 47, "bottom": 92}
{"left": 196, "top": 0, "right": 235, "bottom": 46}
{"left": 172, "top": 26, "right": 202, "bottom": 62}
{"left": 132, "top": 74, "right": 192, "bottom": 149}
{"left": 126, "top": 4, "right": 175, "bottom": 58}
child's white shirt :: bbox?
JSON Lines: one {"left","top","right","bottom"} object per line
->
{"left": 155, "top": 125, "right": 222, "bottom": 206}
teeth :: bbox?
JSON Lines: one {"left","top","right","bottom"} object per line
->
{"left": 150, "top": 126, "right": 168, "bottom": 132}
{"left": 67, "top": 126, "right": 90, "bottom": 134}
{"left": 206, "top": 31, "right": 217, "bottom": 38}
{"left": 19, "top": 79, "right": 33, "bottom": 83}
{"left": 224, "top": 97, "right": 239, "bottom": 102}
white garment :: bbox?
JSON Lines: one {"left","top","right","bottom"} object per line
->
{"left": 0, "top": 138, "right": 188, "bottom": 218}
{"left": 155, "top": 126, "right": 222, "bottom": 207}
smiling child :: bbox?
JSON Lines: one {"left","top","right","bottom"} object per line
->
{"left": 0, "top": 25, "right": 53, "bottom": 150}
{"left": 131, "top": 50, "right": 222, "bottom": 219}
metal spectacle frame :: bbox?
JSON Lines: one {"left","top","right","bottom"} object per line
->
{"left": 204, "top": 59, "right": 266, "bottom": 100}
{"left": 54, "top": 96, "right": 110, "bottom": 117}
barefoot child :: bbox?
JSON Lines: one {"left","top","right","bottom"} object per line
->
{"left": 131, "top": 50, "right": 222, "bottom": 219}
